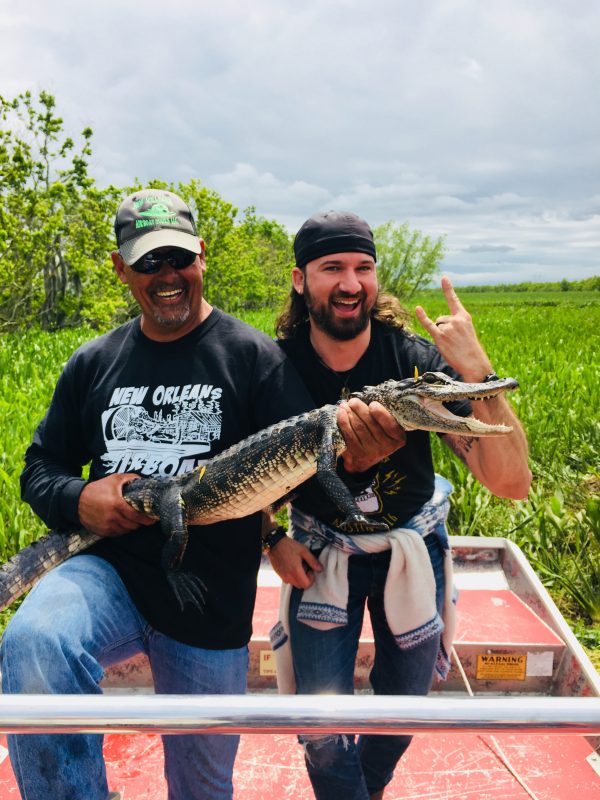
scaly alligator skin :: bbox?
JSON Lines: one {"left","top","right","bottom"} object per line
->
{"left": 0, "top": 371, "right": 518, "bottom": 611}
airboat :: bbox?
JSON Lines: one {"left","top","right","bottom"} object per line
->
{"left": 1, "top": 535, "right": 599, "bottom": 798}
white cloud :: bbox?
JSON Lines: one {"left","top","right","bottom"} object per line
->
{"left": 1, "top": 0, "right": 599, "bottom": 283}
{"left": 459, "top": 57, "right": 484, "bottom": 81}
{"left": 462, "top": 244, "right": 515, "bottom": 253}
{"left": 209, "top": 163, "right": 332, "bottom": 217}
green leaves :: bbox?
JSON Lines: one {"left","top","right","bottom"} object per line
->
{"left": 374, "top": 221, "right": 445, "bottom": 301}
{"left": 1, "top": 90, "right": 451, "bottom": 328}
{"left": 0, "top": 91, "right": 128, "bottom": 331}
{"left": 170, "top": 180, "right": 294, "bottom": 313}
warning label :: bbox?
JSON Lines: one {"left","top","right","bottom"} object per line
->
{"left": 259, "top": 650, "right": 277, "bottom": 676}
{"left": 476, "top": 653, "right": 527, "bottom": 681}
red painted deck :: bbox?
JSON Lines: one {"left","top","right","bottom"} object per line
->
{"left": 1, "top": 573, "right": 598, "bottom": 797}
{"left": 454, "top": 590, "right": 564, "bottom": 646}
{"left": 1, "top": 730, "right": 598, "bottom": 798}
{"left": 252, "top": 585, "right": 565, "bottom": 645}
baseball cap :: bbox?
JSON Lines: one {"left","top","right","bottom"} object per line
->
{"left": 294, "top": 211, "right": 376, "bottom": 268}
{"left": 114, "top": 189, "right": 202, "bottom": 264}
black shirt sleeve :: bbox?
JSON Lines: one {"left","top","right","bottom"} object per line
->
{"left": 20, "top": 354, "right": 91, "bottom": 530}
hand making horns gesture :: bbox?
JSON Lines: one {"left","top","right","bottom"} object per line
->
{"left": 414, "top": 275, "right": 494, "bottom": 384}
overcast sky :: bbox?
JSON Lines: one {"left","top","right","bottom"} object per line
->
{"left": 1, "top": 0, "right": 599, "bottom": 285}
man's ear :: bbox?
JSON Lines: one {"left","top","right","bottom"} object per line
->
{"left": 198, "top": 238, "right": 207, "bottom": 272}
{"left": 111, "top": 251, "right": 128, "bottom": 284}
{"left": 292, "top": 267, "right": 304, "bottom": 294}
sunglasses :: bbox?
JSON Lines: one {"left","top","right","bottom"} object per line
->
{"left": 128, "top": 248, "right": 197, "bottom": 275}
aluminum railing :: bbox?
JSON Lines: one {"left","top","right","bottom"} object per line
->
{"left": 0, "top": 695, "right": 599, "bottom": 735}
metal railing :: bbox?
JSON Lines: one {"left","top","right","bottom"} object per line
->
{"left": 0, "top": 694, "right": 599, "bottom": 735}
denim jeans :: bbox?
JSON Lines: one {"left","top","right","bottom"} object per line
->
{"left": 288, "top": 533, "right": 445, "bottom": 800}
{"left": 0, "top": 554, "right": 248, "bottom": 800}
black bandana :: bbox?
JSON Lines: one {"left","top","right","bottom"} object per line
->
{"left": 294, "top": 211, "right": 376, "bottom": 268}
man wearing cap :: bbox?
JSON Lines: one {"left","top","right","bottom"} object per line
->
{"left": 0, "top": 191, "right": 394, "bottom": 800}
{"left": 267, "top": 211, "right": 531, "bottom": 800}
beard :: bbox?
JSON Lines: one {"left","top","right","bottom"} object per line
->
{"left": 147, "top": 280, "right": 193, "bottom": 327}
{"left": 151, "top": 305, "right": 191, "bottom": 326}
{"left": 303, "top": 281, "right": 373, "bottom": 341}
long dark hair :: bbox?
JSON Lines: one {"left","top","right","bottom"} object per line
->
{"left": 275, "top": 287, "right": 409, "bottom": 339}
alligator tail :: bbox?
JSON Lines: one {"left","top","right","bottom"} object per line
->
{"left": 0, "top": 529, "right": 99, "bottom": 613}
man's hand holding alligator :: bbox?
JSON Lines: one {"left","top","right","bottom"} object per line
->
{"left": 336, "top": 398, "right": 408, "bottom": 474}
{"left": 78, "top": 473, "right": 155, "bottom": 537}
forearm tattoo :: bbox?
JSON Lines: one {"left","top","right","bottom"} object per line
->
{"left": 442, "top": 433, "right": 477, "bottom": 465}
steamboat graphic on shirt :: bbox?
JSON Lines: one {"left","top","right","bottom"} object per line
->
{"left": 100, "top": 382, "right": 222, "bottom": 477}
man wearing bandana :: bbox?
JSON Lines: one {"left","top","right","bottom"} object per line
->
{"left": 268, "top": 211, "right": 531, "bottom": 800}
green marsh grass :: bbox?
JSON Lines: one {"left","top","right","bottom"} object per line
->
{"left": 0, "top": 293, "right": 599, "bottom": 661}
{"left": 0, "top": 327, "right": 96, "bottom": 558}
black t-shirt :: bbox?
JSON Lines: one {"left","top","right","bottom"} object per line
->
{"left": 278, "top": 319, "right": 471, "bottom": 529}
{"left": 21, "top": 309, "right": 314, "bottom": 648}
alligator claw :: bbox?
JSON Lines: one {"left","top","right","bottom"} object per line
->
{"left": 338, "top": 515, "right": 390, "bottom": 533}
{"left": 167, "top": 571, "right": 207, "bottom": 612}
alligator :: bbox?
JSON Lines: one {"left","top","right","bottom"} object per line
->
{"left": 0, "top": 371, "right": 518, "bottom": 612}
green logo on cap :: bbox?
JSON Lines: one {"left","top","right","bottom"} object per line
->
{"left": 138, "top": 202, "right": 172, "bottom": 218}
{"left": 133, "top": 196, "right": 179, "bottom": 229}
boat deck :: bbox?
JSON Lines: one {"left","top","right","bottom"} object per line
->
{"left": 1, "top": 729, "right": 595, "bottom": 799}
{"left": 0, "top": 537, "right": 598, "bottom": 797}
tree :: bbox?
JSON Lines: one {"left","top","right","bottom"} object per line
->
{"left": 176, "top": 181, "right": 292, "bottom": 312}
{"left": 218, "top": 207, "right": 292, "bottom": 311}
{"left": 0, "top": 91, "right": 295, "bottom": 331}
{"left": 373, "top": 221, "right": 445, "bottom": 302}
{"left": 0, "top": 91, "right": 127, "bottom": 330}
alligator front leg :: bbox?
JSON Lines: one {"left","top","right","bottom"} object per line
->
{"left": 159, "top": 486, "right": 206, "bottom": 611}
{"left": 316, "top": 412, "right": 389, "bottom": 533}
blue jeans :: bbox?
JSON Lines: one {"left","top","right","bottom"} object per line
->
{"left": 289, "top": 533, "right": 445, "bottom": 800}
{"left": 0, "top": 555, "right": 248, "bottom": 800}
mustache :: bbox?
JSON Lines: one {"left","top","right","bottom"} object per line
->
{"left": 151, "top": 283, "right": 186, "bottom": 292}
{"left": 331, "top": 290, "right": 366, "bottom": 302}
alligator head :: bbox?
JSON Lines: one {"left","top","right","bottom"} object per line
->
{"left": 350, "top": 371, "right": 518, "bottom": 436}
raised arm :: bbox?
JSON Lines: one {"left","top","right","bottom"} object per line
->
{"left": 415, "top": 276, "right": 532, "bottom": 499}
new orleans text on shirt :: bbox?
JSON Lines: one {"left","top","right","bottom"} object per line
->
{"left": 100, "top": 383, "right": 223, "bottom": 477}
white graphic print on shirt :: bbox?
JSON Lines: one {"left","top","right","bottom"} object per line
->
{"left": 100, "top": 382, "right": 222, "bottom": 477}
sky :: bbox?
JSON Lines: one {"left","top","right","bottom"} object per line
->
{"left": 1, "top": 0, "right": 599, "bottom": 285}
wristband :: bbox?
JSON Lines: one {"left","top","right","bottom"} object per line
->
{"left": 262, "top": 525, "right": 287, "bottom": 553}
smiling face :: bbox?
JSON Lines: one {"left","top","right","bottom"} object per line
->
{"left": 112, "top": 242, "right": 210, "bottom": 341}
{"left": 293, "top": 251, "right": 378, "bottom": 341}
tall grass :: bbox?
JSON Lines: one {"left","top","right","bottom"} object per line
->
{"left": 0, "top": 327, "right": 97, "bottom": 558}
{"left": 0, "top": 294, "right": 599, "bottom": 642}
